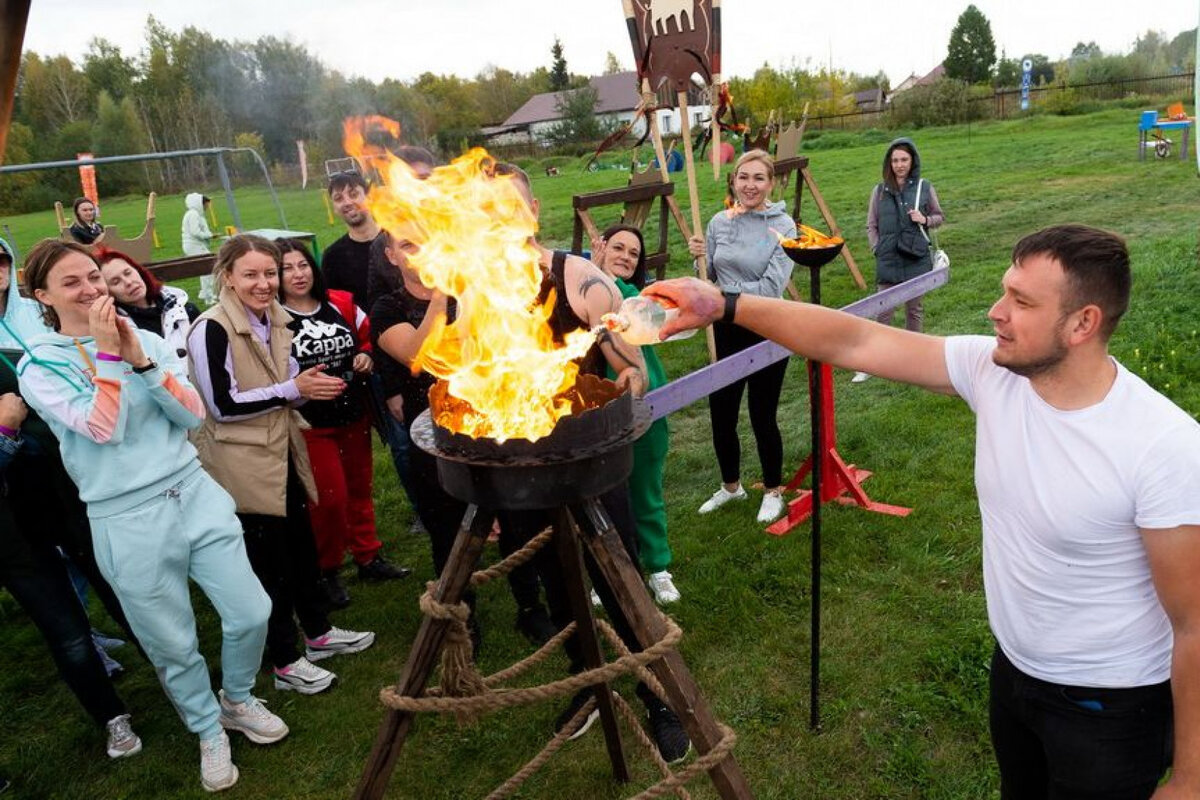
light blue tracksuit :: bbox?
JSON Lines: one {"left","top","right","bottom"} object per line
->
{"left": 18, "top": 327, "right": 270, "bottom": 741}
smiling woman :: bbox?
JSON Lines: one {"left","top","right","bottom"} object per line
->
{"left": 685, "top": 149, "right": 798, "bottom": 525}
{"left": 186, "top": 234, "right": 377, "bottom": 700}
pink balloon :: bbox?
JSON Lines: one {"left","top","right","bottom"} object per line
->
{"left": 719, "top": 141, "right": 736, "bottom": 164}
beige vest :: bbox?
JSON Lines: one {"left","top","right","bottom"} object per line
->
{"left": 188, "top": 288, "right": 317, "bottom": 516}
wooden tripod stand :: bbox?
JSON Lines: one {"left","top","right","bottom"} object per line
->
{"left": 354, "top": 498, "right": 753, "bottom": 799}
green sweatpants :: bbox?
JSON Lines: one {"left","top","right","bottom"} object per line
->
{"left": 630, "top": 417, "right": 671, "bottom": 572}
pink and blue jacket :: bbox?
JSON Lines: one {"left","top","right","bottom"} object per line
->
{"left": 17, "top": 328, "right": 207, "bottom": 517}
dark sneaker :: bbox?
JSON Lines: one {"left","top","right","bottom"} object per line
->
{"left": 322, "top": 572, "right": 350, "bottom": 609}
{"left": 357, "top": 555, "right": 412, "bottom": 582}
{"left": 515, "top": 604, "right": 556, "bottom": 647}
{"left": 646, "top": 700, "right": 690, "bottom": 764}
{"left": 554, "top": 688, "right": 600, "bottom": 741}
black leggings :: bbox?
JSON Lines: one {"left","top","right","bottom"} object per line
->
{"left": 238, "top": 461, "right": 331, "bottom": 669}
{"left": 708, "top": 321, "right": 789, "bottom": 488}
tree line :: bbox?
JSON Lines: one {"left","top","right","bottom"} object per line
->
{"left": 2, "top": 10, "right": 1194, "bottom": 215}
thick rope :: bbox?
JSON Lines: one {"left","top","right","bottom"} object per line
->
{"left": 470, "top": 526, "right": 555, "bottom": 587}
{"left": 379, "top": 618, "right": 683, "bottom": 715}
{"left": 383, "top": 521, "right": 738, "bottom": 798}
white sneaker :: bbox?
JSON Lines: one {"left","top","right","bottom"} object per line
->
{"left": 218, "top": 690, "right": 289, "bottom": 744}
{"left": 305, "top": 626, "right": 376, "bottom": 662}
{"left": 105, "top": 713, "right": 142, "bottom": 759}
{"left": 757, "top": 491, "right": 786, "bottom": 523}
{"left": 647, "top": 571, "right": 681, "bottom": 604}
{"left": 851, "top": 371, "right": 871, "bottom": 383}
{"left": 273, "top": 656, "right": 336, "bottom": 695}
{"left": 199, "top": 731, "right": 239, "bottom": 792}
{"left": 698, "top": 485, "right": 747, "bottom": 514}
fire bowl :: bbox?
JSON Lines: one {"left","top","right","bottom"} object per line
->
{"left": 411, "top": 376, "right": 652, "bottom": 510}
{"left": 781, "top": 242, "right": 844, "bottom": 268}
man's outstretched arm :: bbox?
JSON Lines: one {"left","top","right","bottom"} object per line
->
{"left": 644, "top": 277, "right": 956, "bottom": 395}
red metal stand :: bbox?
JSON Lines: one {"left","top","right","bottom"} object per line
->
{"left": 766, "top": 361, "right": 912, "bottom": 536}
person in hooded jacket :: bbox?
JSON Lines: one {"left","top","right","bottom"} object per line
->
{"left": 95, "top": 247, "right": 200, "bottom": 358}
{"left": 686, "top": 149, "right": 797, "bottom": 524}
{"left": 852, "top": 138, "right": 946, "bottom": 385}
{"left": 182, "top": 193, "right": 215, "bottom": 256}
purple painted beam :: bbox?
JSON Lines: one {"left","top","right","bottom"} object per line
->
{"left": 645, "top": 266, "right": 950, "bottom": 421}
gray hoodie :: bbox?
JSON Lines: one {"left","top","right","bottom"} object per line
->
{"left": 704, "top": 200, "right": 797, "bottom": 298}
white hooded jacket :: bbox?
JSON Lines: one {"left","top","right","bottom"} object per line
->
{"left": 181, "top": 193, "right": 213, "bottom": 256}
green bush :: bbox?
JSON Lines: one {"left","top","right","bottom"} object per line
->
{"left": 890, "top": 80, "right": 989, "bottom": 128}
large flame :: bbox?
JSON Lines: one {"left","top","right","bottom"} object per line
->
{"left": 344, "top": 116, "right": 595, "bottom": 442}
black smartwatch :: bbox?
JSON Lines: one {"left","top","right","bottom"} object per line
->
{"left": 721, "top": 289, "right": 741, "bottom": 325}
{"left": 132, "top": 359, "right": 157, "bottom": 374}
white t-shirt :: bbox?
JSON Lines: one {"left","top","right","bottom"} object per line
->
{"left": 945, "top": 335, "right": 1200, "bottom": 687}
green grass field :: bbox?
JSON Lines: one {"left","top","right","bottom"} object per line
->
{"left": 0, "top": 107, "right": 1197, "bottom": 799}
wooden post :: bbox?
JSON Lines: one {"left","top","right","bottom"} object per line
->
{"left": 678, "top": 91, "right": 718, "bottom": 363}
{"left": 353, "top": 506, "right": 496, "bottom": 800}
{"left": 0, "top": 0, "right": 31, "bottom": 166}
{"left": 573, "top": 498, "right": 754, "bottom": 799}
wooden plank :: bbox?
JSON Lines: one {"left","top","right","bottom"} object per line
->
{"left": 801, "top": 167, "right": 866, "bottom": 289}
{"left": 573, "top": 499, "right": 753, "bottom": 799}
{"left": 573, "top": 181, "right": 676, "bottom": 210}
{"left": 553, "top": 508, "right": 629, "bottom": 782}
{"left": 643, "top": 266, "right": 950, "bottom": 421}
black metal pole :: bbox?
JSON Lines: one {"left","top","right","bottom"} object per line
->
{"left": 808, "top": 262, "right": 823, "bottom": 732}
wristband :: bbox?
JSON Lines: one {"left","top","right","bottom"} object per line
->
{"left": 95, "top": 352, "right": 122, "bottom": 362}
{"left": 721, "top": 291, "right": 741, "bottom": 325}
{"left": 132, "top": 359, "right": 157, "bottom": 375}
{"left": 0, "top": 424, "right": 17, "bottom": 438}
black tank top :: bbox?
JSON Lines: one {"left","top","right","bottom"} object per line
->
{"left": 536, "top": 250, "right": 605, "bottom": 378}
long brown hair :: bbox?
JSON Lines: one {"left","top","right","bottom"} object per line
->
{"left": 23, "top": 239, "right": 97, "bottom": 330}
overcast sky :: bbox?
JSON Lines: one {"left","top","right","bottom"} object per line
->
{"left": 20, "top": 1, "right": 1200, "bottom": 89}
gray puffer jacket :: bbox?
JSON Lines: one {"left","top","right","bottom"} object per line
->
{"left": 866, "top": 138, "right": 945, "bottom": 284}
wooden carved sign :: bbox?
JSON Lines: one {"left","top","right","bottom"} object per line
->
{"left": 624, "top": 0, "right": 718, "bottom": 92}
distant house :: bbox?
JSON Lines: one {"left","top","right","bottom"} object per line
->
{"left": 888, "top": 63, "right": 946, "bottom": 103}
{"left": 854, "top": 88, "right": 886, "bottom": 112}
{"left": 486, "top": 71, "right": 707, "bottom": 147}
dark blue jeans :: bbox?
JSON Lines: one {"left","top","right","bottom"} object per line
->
{"left": 0, "top": 515, "right": 126, "bottom": 728}
{"left": 989, "top": 644, "right": 1173, "bottom": 799}
{"left": 382, "top": 411, "right": 423, "bottom": 517}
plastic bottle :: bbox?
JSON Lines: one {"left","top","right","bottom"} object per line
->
{"left": 598, "top": 296, "right": 698, "bottom": 346}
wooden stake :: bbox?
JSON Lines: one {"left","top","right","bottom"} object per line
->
{"left": 678, "top": 90, "right": 718, "bottom": 363}
{"left": 643, "top": 79, "right": 671, "bottom": 184}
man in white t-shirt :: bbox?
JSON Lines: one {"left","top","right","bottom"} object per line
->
{"left": 646, "top": 225, "right": 1200, "bottom": 799}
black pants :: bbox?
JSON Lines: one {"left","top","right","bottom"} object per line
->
{"left": 0, "top": 505, "right": 126, "bottom": 728}
{"left": 499, "top": 485, "right": 645, "bottom": 671}
{"left": 989, "top": 645, "right": 1173, "bottom": 799}
{"left": 708, "top": 321, "right": 789, "bottom": 488}
{"left": 238, "top": 461, "right": 331, "bottom": 669}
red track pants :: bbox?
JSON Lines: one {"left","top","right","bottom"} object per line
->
{"left": 302, "top": 415, "right": 381, "bottom": 571}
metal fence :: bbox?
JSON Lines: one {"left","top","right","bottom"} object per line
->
{"left": 805, "top": 72, "right": 1195, "bottom": 131}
